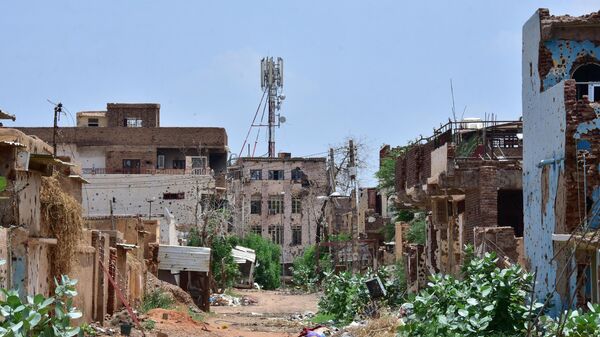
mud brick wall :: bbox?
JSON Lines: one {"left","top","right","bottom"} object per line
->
{"left": 106, "top": 103, "right": 160, "bottom": 127}
{"left": 106, "top": 149, "right": 157, "bottom": 171}
{"left": 463, "top": 166, "right": 499, "bottom": 245}
{"left": 395, "top": 156, "right": 406, "bottom": 194}
{"left": 563, "top": 81, "right": 600, "bottom": 232}
{"left": 403, "top": 142, "right": 433, "bottom": 188}
{"left": 15, "top": 127, "right": 228, "bottom": 149}
{"left": 474, "top": 226, "right": 519, "bottom": 263}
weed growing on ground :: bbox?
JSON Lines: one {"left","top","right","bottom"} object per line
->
{"left": 140, "top": 289, "right": 175, "bottom": 313}
{"left": 141, "top": 319, "right": 156, "bottom": 331}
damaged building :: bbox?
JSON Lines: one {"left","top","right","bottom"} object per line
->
{"left": 228, "top": 153, "right": 327, "bottom": 275}
{"left": 523, "top": 9, "right": 600, "bottom": 312}
{"left": 394, "top": 118, "right": 524, "bottom": 290}
{"left": 17, "top": 103, "right": 229, "bottom": 226}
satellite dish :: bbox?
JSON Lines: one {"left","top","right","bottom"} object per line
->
{"left": 279, "top": 116, "right": 286, "bottom": 124}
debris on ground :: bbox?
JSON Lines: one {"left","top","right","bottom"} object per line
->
{"left": 299, "top": 325, "right": 330, "bottom": 337}
{"left": 290, "top": 311, "right": 316, "bottom": 321}
{"left": 210, "top": 293, "right": 258, "bottom": 306}
{"left": 335, "top": 316, "right": 399, "bottom": 337}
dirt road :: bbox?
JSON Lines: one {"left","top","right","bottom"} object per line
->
{"left": 145, "top": 289, "right": 320, "bottom": 337}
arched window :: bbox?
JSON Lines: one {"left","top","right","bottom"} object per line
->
{"left": 572, "top": 63, "right": 600, "bottom": 101}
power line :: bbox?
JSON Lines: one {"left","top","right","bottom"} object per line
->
{"left": 238, "top": 88, "right": 267, "bottom": 158}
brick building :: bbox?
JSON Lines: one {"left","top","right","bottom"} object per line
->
{"left": 522, "top": 9, "right": 600, "bottom": 312}
{"left": 228, "top": 153, "right": 327, "bottom": 272}
{"left": 394, "top": 119, "right": 524, "bottom": 289}
{"left": 17, "top": 103, "right": 228, "bottom": 225}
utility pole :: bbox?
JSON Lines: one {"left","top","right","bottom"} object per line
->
{"left": 328, "top": 148, "right": 336, "bottom": 193}
{"left": 260, "top": 57, "right": 284, "bottom": 157}
{"left": 348, "top": 139, "right": 359, "bottom": 272}
{"left": 52, "top": 102, "right": 62, "bottom": 157}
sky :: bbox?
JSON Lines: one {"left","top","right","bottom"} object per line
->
{"left": 0, "top": 1, "right": 598, "bottom": 186}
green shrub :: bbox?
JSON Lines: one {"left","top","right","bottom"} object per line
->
{"left": 318, "top": 271, "right": 372, "bottom": 324}
{"left": 406, "top": 218, "right": 426, "bottom": 245}
{"left": 290, "top": 245, "right": 332, "bottom": 291}
{"left": 383, "top": 260, "right": 407, "bottom": 308}
{"left": 398, "top": 249, "right": 541, "bottom": 337}
{"left": 232, "top": 234, "right": 281, "bottom": 289}
{"left": 318, "top": 269, "right": 395, "bottom": 324}
{"left": 327, "top": 233, "right": 351, "bottom": 242}
{"left": 140, "top": 289, "right": 175, "bottom": 313}
{"left": 537, "top": 303, "right": 600, "bottom": 337}
{"left": 141, "top": 319, "right": 156, "bottom": 331}
{"left": 396, "top": 209, "right": 415, "bottom": 223}
{"left": 0, "top": 275, "right": 82, "bottom": 337}
{"left": 209, "top": 237, "right": 241, "bottom": 290}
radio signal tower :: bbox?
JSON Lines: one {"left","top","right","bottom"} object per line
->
{"left": 260, "top": 57, "right": 285, "bottom": 157}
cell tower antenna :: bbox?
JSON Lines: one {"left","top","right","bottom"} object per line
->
{"left": 260, "top": 57, "right": 285, "bottom": 157}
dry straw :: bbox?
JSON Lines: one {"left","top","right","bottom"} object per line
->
{"left": 40, "top": 174, "right": 83, "bottom": 277}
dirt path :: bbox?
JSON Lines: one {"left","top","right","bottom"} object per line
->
{"left": 145, "top": 289, "right": 320, "bottom": 337}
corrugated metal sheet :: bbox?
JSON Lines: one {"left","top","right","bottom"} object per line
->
{"left": 158, "top": 245, "right": 211, "bottom": 272}
{"left": 231, "top": 246, "right": 256, "bottom": 263}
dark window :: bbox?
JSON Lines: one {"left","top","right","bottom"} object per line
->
{"left": 251, "top": 226, "right": 262, "bottom": 236}
{"left": 292, "top": 226, "right": 302, "bottom": 246}
{"left": 250, "top": 169, "right": 262, "bottom": 180}
{"left": 88, "top": 118, "right": 99, "bottom": 127}
{"left": 250, "top": 199, "right": 262, "bottom": 214}
{"left": 173, "top": 160, "right": 186, "bottom": 169}
{"left": 122, "top": 159, "right": 140, "bottom": 174}
{"left": 268, "top": 197, "right": 284, "bottom": 214}
{"left": 163, "top": 192, "right": 185, "bottom": 200}
{"left": 572, "top": 63, "right": 600, "bottom": 102}
{"left": 269, "top": 225, "right": 283, "bottom": 245}
{"left": 292, "top": 197, "right": 301, "bottom": 214}
{"left": 291, "top": 168, "right": 303, "bottom": 181}
{"left": 497, "top": 189, "right": 524, "bottom": 237}
{"left": 268, "top": 170, "right": 284, "bottom": 180}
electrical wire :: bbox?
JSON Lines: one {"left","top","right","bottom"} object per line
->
{"left": 251, "top": 93, "right": 269, "bottom": 157}
{"left": 238, "top": 89, "right": 267, "bottom": 158}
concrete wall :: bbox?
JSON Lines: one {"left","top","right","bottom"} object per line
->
{"left": 82, "top": 174, "right": 215, "bottom": 225}
{"left": 430, "top": 143, "right": 448, "bottom": 179}
{"left": 230, "top": 158, "right": 327, "bottom": 264}
{"left": 522, "top": 10, "right": 572, "bottom": 312}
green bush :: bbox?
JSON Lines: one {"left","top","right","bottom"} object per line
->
{"left": 209, "top": 237, "right": 241, "bottom": 290}
{"left": 318, "top": 271, "right": 372, "bottom": 324}
{"left": 233, "top": 234, "right": 281, "bottom": 289}
{"left": 327, "top": 233, "right": 351, "bottom": 242}
{"left": 0, "top": 275, "right": 82, "bottom": 337}
{"left": 290, "top": 245, "right": 332, "bottom": 292}
{"left": 398, "top": 249, "right": 541, "bottom": 337}
{"left": 538, "top": 303, "right": 600, "bottom": 337}
{"left": 140, "top": 289, "right": 175, "bottom": 313}
{"left": 406, "top": 218, "right": 426, "bottom": 245}
{"left": 318, "top": 269, "right": 397, "bottom": 324}
{"left": 382, "top": 260, "right": 407, "bottom": 308}
{"left": 396, "top": 209, "right": 415, "bottom": 223}
{"left": 188, "top": 230, "right": 240, "bottom": 290}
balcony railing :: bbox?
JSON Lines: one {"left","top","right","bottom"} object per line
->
{"left": 82, "top": 167, "right": 211, "bottom": 175}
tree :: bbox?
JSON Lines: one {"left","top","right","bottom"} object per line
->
{"left": 328, "top": 136, "right": 371, "bottom": 196}
{"left": 374, "top": 146, "right": 405, "bottom": 190}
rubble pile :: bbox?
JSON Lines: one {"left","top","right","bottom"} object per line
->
{"left": 209, "top": 293, "right": 258, "bottom": 306}
{"left": 146, "top": 272, "right": 200, "bottom": 310}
